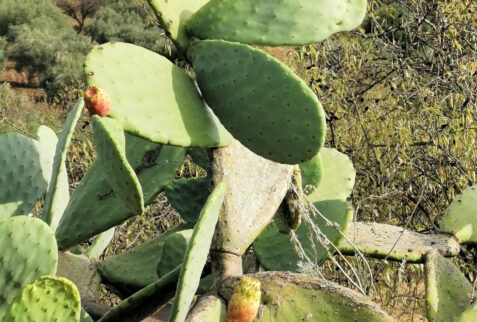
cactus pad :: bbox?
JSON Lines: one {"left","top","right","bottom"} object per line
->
{"left": 36, "top": 125, "right": 59, "bottom": 185}
{"left": 454, "top": 304, "right": 477, "bottom": 322}
{"left": 92, "top": 116, "right": 144, "bottom": 214}
{"left": 188, "top": 40, "right": 326, "bottom": 164}
{"left": 148, "top": 0, "right": 210, "bottom": 50}
{"left": 187, "top": 0, "right": 367, "bottom": 46}
{"left": 2, "top": 276, "right": 80, "bottom": 322}
{"left": 425, "top": 250, "right": 473, "bottom": 322}
{"left": 187, "top": 148, "right": 208, "bottom": 170}
{"left": 219, "top": 272, "right": 394, "bottom": 321}
{"left": 85, "top": 227, "right": 115, "bottom": 259}
{"left": 157, "top": 230, "right": 193, "bottom": 277}
{"left": 56, "top": 134, "right": 186, "bottom": 249}
{"left": 186, "top": 295, "right": 226, "bottom": 322}
{"left": 169, "top": 182, "right": 226, "bottom": 322}
{"left": 42, "top": 99, "right": 83, "bottom": 231}
{"left": 439, "top": 184, "right": 477, "bottom": 244}
{"left": 165, "top": 177, "right": 210, "bottom": 223}
{"left": 0, "top": 216, "right": 58, "bottom": 318}
{"left": 80, "top": 310, "right": 94, "bottom": 322}
{"left": 253, "top": 200, "right": 353, "bottom": 271}
{"left": 299, "top": 152, "right": 323, "bottom": 192}
{"left": 84, "top": 42, "right": 231, "bottom": 148}
{"left": 0, "top": 133, "right": 48, "bottom": 219}
{"left": 98, "top": 226, "right": 187, "bottom": 294}
{"left": 306, "top": 147, "right": 355, "bottom": 202}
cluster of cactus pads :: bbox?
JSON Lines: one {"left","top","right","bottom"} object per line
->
{"left": 0, "top": 0, "right": 475, "bottom": 321}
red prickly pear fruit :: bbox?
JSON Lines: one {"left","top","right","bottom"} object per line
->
{"left": 227, "top": 276, "right": 261, "bottom": 322}
{"left": 84, "top": 86, "right": 111, "bottom": 117}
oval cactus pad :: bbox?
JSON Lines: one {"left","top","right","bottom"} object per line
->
{"left": 188, "top": 40, "right": 326, "bottom": 164}
{"left": 84, "top": 42, "right": 231, "bottom": 148}
{"left": 305, "top": 147, "right": 355, "bottom": 203}
{"left": 439, "top": 184, "right": 477, "bottom": 244}
{"left": 0, "top": 133, "right": 49, "bottom": 220}
{"left": 2, "top": 276, "right": 81, "bottom": 322}
{"left": 187, "top": 0, "right": 367, "bottom": 46}
{"left": 0, "top": 216, "right": 58, "bottom": 319}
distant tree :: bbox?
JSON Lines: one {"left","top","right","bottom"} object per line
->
{"left": 54, "top": 0, "right": 104, "bottom": 33}
{"left": 86, "top": 0, "right": 173, "bottom": 57}
{"left": 0, "top": 0, "right": 91, "bottom": 98}
{"left": 0, "top": 37, "right": 6, "bottom": 71}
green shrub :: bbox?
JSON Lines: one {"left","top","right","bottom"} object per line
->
{"left": 0, "top": 36, "right": 6, "bottom": 70}
{"left": 0, "top": 83, "right": 62, "bottom": 135}
{"left": 0, "top": 0, "right": 91, "bottom": 98}
{"left": 86, "top": 0, "right": 173, "bottom": 57}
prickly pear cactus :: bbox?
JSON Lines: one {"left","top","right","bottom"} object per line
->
{"left": 219, "top": 272, "right": 394, "bottom": 321}
{"left": 42, "top": 99, "right": 83, "bottom": 231}
{"left": 92, "top": 115, "right": 144, "bottom": 214}
{"left": 84, "top": 42, "right": 231, "bottom": 148}
{"left": 0, "top": 133, "right": 49, "bottom": 220}
{"left": 148, "top": 0, "right": 210, "bottom": 51}
{"left": 0, "top": 217, "right": 58, "bottom": 318}
{"left": 2, "top": 276, "right": 81, "bottom": 322}
{"left": 226, "top": 276, "right": 261, "bottom": 322}
{"left": 98, "top": 226, "right": 188, "bottom": 294}
{"left": 425, "top": 250, "right": 474, "bottom": 322}
{"left": 187, "top": 40, "right": 326, "bottom": 164}
{"left": 157, "top": 230, "right": 193, "bottom": 277}
{"left": 56, "top": 134, "right": 186, "bottom": 249}
{"left": 187, "top": 0, "right": 367, "bottom": 46}
{"left": 454, "top": 303, "right": 477, "bottom": 322}
{"left": 165, "top": 177, "right": 210, "bottom": 223}
{"left": 253, "top": 200, "right": 353, "bottom": 271}
{"left": 439, "top": 184, "right": 477, "bottom": 244}
{"left": 169, "top": 182, "right": 226, "bottom": 322}
{"left": 305, "top": 147, "right": 356, "bottom": 202}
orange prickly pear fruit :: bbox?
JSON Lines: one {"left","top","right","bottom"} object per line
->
{"left": 227, "top": 276, "right": 261, "bottom": 322}
{"left": 84, "top": 86, "right": 112, "bottom": 117}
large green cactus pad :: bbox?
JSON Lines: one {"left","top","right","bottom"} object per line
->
{"left": 187, "top": 0, "right": 367, "bottom": 46}
{"left": 2, "top": 276, "right": 80, "bottom": 322}
{"left": 306, "top": 147, "right": 355, "bottom": 202}
{"left": 148, "top": 0, "right": 210, "bottom": 51}
{"left": 254, "top": 200, "right": 353, "bottom": 271}
{"left": 92, "top": 116, "right": 144, "bottom": 214}
{"left": 425, "top": 250, "right": 473, "bottom": 322}
{"left": 98, "top": 226, "right": 187, "bottom": 294}
{"left": 84, "top": 42, "right": 231, "bottom": 148}
{"left": 157, "top": 230, "right": 193, "bottom": 277}
{"left": 439, "top": 184, "right": 477, "bottom": 244}
{"left": 56, "top": 134, "right": 186, "bottom": 249}
{"left": 169, "top": 182, "right": 226, "bottom": 322}
{"left": 188, "top": 40, "right": 326, "bottom": 164}
{"left": 165, "top": 177, "right": 210, "bottom": 223}
{"left": 0, "top": 133, "right": 48, "bottom": 220}
{"left": 42, "top": 99, "right": 83, "bottom": 231}
{"left": 218, "top": 272, "right": 394, "bottom": 321}
{"left": 0, "top": 216, "right": 58, "bottom": 318}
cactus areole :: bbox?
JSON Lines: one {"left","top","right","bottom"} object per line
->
{"left": 84, "top": 86, "right": 111, "bottom": 117}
